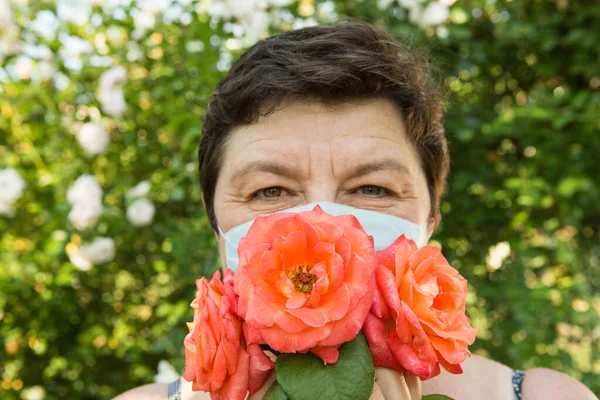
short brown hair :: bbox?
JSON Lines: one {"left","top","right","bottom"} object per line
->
{"left": 199, "top": 21, "right": 449, "bottom": 230}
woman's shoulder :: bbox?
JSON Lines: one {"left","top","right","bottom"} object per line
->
{"left": 423, "top": 354, "right": 597, "bottom": 400}
{"left": 522, "top": 367, "right": 597, "bottom": 400}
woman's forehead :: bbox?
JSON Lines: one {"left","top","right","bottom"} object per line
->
{"left": 222, "top": 98, "right": 417, "bottom": 168}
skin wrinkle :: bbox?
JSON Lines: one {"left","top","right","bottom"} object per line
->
{"left": 213, "top": 98, "right": 434, "bottom": 239}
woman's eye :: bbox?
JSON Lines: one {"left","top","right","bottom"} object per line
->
{"left": 358, "top": 185, "right": 388, "bottom": 197}
{"left": 254, "top": 186, "right": 285, "bottom": 200}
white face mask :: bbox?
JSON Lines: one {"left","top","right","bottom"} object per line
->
{"left": 218, "top": 201, "right": 429, "bottom": 272}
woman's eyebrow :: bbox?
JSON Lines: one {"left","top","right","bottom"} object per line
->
{"left": 230, "top": 161, "right": 297, "bottom": 183}
{"left": 344, "top": 158, "right": 413, "bottom": 180}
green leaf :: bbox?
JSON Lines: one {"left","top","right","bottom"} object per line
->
{"left": 275, "top": 332, "right": 374, "bottom": 400}
{"left": 423, "top": 395, "right": 454, "bottom": 400}
{"left": 263, "top": 381, "right": 289, "bottom": 400}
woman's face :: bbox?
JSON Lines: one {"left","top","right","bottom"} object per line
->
{"left": 213, "top": 97, "right": 435, "bottom": 262}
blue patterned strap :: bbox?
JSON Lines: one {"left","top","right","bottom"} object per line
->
{"left": 168, "top": 379, "right": 181, "bottom": 400}
{"left": 512, "top": 370, "right": 526, "bottom": 400}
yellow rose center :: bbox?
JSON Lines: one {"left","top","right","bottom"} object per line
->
{"left": 288, "top": 265, "right": 317, "bottom": 294}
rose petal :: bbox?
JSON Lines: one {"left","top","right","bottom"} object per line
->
{"left": 387, "top": 333, "right": 438, "bottom": 380}
{"left": 287, "top": 306, "right": 329, "bottom": 328}
{"left": 314, "top": 283, "right": 351, "bottom": 321}
{"left": 259, "top": 323, "right": 333, "bottom": 353}
{"left": 218, "top": 348, "right": 250, "bottom": 400}
{"left": 247, "top": 344, "right": 275, "bottom": 394}
{"left": 286, "top": 293, "right": 308, "bottom": 309}
{"left": 310, "top": 346, "right": 340, "bottom": 364}
{"left": 318, "top": 284, "right": 375, "bottom": 347}
{"left": 428, "top": 336, "right": 471, "bottom": 365}
{"left": 274, "top": 230, "right": 309, "bottom": 271}
{"left": 363, "top": 313, "right": 401, "bottom": 370}
{"left": 343, "top": 253, "right": 374, "bottom": 301}
{"left": 276, "top": 275, "right": 295, "bottom": 299}
{"left": 245, "top": 292, "right": 307, "bottom": 333}
{"left": 376, "top": 265, "right": 402, "bottom": 313}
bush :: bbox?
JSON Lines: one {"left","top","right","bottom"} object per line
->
{"left": 0, "top": 0, "right": 598, "bottom": 398}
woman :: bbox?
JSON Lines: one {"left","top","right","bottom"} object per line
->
{"left": 116, "top": 23, "right": 597, "bottom": 400}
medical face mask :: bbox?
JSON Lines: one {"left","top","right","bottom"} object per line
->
{"left": 218, "top": 201, "right": 428, "bottom": 272}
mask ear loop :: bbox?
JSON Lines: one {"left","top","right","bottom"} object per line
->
{"left": 418, "top": 221, "right": 429, "bottom": 247}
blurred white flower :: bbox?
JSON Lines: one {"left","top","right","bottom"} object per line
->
{"left": 99, "top": 66, "right": 127, "bottom": 89}
{"left": 68, "top": 200, "right": 103, "bottom": 230}
{"left": 240, "top": 10, "right": 270, "bottom": 42}
{"left": 99, "top": 86, "right": 127, "bottom": 116}
{"left": 377, "top": 0, "right": 395, "bottom": 10}
{"left": 67, "top": 174, "right": 102, "bottom": 205}
{"left": 20, "top": 386, "right": 46, "bottom": 400}
{"left": 153, "top": 360, "right": 179, "bottom": 384}
{"left": 58, "top": 33, "right": 94, "bottom": 72}
{"left": 106, "top": 26, "right": 125, "bottom": 45}
{"left": 98, "top": 66, "right": 127, "bottom": 117}
{"left": 419, "top": 2, "right": 450, "bottom": 27}
{"left": 37, "top": 60, "right": 56, "bottom": 81}
{"left": 486, "top": 241, "right": 511, "bottom": 270}
{"left": 0, "top": 0, "right": 20, "bottom": 56}
{"left": 57, "top": 0, "right": 92, "bottom": 25}
{"left": 398, "top": 0, "right": 418, "bottom": 8}
{"left": 0, "top": 0, "right": 12, "bottom": 25}
{"left": 144, "top": 0, "right": 171, "bottom": 14}
{"left": 67, "top": 174, "right": 103, "bottom": 230}
{"left": 0, "top": 167, "right": 26, "bottom": 206}
{"left": 127, "top": 198, "right": 156, "bottom": 227}
{"left": 31, "top": 10, "right": 60, "bottom": 39}
{"left": 207, "top": 0, "right": 255, "bottom": 20}
{"left": 53, "top": 72, "right": 70, "bottom": 90}
{"left": 77, "top": 122, "right": 110, "bottom": 156}
{"left": 126, "top": 181, "right": 151, "bottom": 199}
{"left": 436, "top": 25, "right": 449, "bottom": 39}
{"left": 204, "top": 0, "right": 272, "bottom": 40}
{"left": 68, "top": 237, "right": 116, "bottom": 271}
{"left": 292, "top": 17, "right": 319, "bottom": 30}
{"left": 0, "top": 25, "right": 20, "bottom": 56}
{"left": 131, "top": 8, "right": 156, "bottom": 32}
{"left": 13, "top": 55, "right": 33, "bottom": 80}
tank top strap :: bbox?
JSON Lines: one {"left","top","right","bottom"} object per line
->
{"left": 512, "top": 369, "right": 526, "bottom": 400}
{"left": 168, "top": 379, "right": 181, "bottom": 400}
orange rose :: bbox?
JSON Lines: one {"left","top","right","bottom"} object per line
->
{"left": 363, "top": 236, "right": 477, "bottom": 379}
{"left": 183, "top": 269, "right": 274, "bottom": 399}
{"left": 234, "top": 205, "right": 376, "bottom": 364}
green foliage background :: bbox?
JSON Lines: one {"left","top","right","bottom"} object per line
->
{"left": 0, "top": 0, "right": 598, "bottom": 398}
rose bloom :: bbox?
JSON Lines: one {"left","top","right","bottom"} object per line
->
{"left": 184, "top": 269, "right": 273, "bottom": 400}
{"left": 363, "top": 235, "right": 477, "bottom": 379}
{"left": 234, "top": 206, "right": 376, "bottom": 364}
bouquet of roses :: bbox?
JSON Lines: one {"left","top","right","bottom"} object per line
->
{"left": 182, "top": 206, "right": 477, "bottom": 400}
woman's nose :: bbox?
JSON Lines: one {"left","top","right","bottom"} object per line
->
{"left": 304, "top": 180, "right": 338, "bottom": 205}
